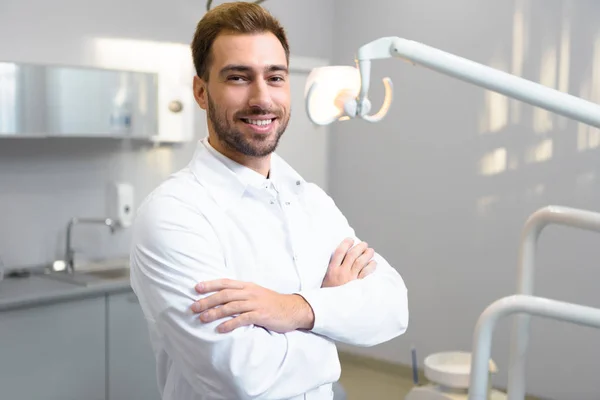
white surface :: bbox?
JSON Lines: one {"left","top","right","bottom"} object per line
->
{"left": 424, "top": 351, "right": 497, "bottom": 389}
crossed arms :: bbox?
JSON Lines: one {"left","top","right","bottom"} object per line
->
{"left": 130, "top": 189, "right": 409, "bottom": 399}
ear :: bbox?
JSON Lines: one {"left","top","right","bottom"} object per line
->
{"left": 193, "top": 75, "right": 208, "bottom": 110}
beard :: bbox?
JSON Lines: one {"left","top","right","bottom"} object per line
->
{"left": 207, "top": 93, "right": 290, "bottom": 158}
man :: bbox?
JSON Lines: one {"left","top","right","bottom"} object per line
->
{"left": 129, "top": 2, "right": 409, "bottom": 399}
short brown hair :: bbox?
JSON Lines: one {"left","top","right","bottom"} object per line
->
{"left": 191, "top": 2, "right": 290, "bottom": 81}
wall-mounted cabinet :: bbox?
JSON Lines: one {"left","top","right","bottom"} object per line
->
{"left": 0, "top": 61, "right": 193, "bottom": 143}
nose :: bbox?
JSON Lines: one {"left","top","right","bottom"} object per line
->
{"left": 248, "top": 79, "right": 272, "bottom": 110}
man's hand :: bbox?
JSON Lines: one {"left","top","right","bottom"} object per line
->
{"left": 322, "top": 238, "right": 377, "bottom": 288}
{"left": 191, "top": 279, "right": 315, "bottom": 334}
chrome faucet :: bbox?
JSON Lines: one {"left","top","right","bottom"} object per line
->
{"left": 65, "top": 217, "right": 118, "bottom": 273}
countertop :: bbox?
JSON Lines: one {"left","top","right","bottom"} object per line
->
{"left": 0, "top": 272, "right": 132, "bottom": 311}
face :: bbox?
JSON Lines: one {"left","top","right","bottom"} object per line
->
{"left": 193, "top": 31, "right": 291, "bottom": 159}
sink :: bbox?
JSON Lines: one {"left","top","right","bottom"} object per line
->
{"left": 42, "top": 262, "right": 131, "bottom": 287}
{"left": 43, "top": 268, "right": 130, "bottom": 286}
{"left": 83, "top": 268, "right": 130, "bottom": 281}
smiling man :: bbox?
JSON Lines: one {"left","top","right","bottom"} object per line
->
{"left": 196, "top": 29, "right": 290, "bottom": 175}
{"left": 129, "top": 2, "right": 409, "bottom": 400}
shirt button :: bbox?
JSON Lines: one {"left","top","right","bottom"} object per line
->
{"left": 285, "top": 201, "right": 290, "bottom": 206}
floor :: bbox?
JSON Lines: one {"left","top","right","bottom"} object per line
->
{"left": 338, "top": 353, "right": 415, "bottom": 399}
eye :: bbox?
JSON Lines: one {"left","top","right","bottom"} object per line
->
{"left": 269, "top": 75, "right": 286, "bottom": 84}
{"left": 227, "top": 75, "right": 248, "bottom": 83}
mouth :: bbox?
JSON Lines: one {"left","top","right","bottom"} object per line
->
{"left": 240, "top": 117, "right": 277, "bottom": 133}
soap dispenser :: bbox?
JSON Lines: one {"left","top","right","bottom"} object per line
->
{"left": 108, "top": 182, "right": 135, "bottom": 228}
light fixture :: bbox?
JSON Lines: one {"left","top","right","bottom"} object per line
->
{"left": 305, "top": 36, "right": 600, "bottom": 129}
{"left": 304, "top": 64, "right": 392, "bottom": 125}
{"left": 304, "top": 66, "right": 361, "bottom": 125}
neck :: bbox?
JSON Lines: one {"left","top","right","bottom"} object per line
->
{"left": 208, "top": 135, "right": 271, "bottom": 177}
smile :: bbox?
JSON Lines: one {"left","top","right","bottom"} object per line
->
{"left": 241, "top": 118, "right": 274, "bottom": 126}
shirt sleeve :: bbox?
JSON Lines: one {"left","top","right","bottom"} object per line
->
{"left": 129, "top": 193, "right": 340, "bottom": 400}
{"left": 296, "top": 185, "right": 409, "bottom": 347}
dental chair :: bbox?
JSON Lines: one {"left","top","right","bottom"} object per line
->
{"left": 406, "top": 206, "right": 600, "bottom": 400}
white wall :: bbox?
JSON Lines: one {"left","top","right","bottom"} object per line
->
{"left": 5, "top": 0, "right": 600, "bottom": 398}
{"left": 330, "top": 0, "right": 600, "bottom": 399}
{"left": 0, "top": 0, "right": 333, "bottom": 267}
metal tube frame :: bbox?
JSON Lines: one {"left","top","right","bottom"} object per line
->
{"left": 468, "top": 295, "right": 600, "bottom": 400}
{"left": 506, "top": 206, "right": 600, "bottom": 399}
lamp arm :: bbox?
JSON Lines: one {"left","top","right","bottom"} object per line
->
{"left": 389, "top": 37, "right": 600, "bottom": 128}
{"left": 352, "top": 36, "right": 600, "bottom": 128}
{"left": 354, "top": 37, "right": 397, "bottom": 118}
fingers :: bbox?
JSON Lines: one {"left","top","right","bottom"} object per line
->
{"left": 216, "top": 311, "right": 260, "bottom": 333}
{"left": 358, "top": 260, "right": 377, "bottom": 279}
{"left": 198, "top": 300, "right": 252, "bottom": 323}
{"left": 341, "top": 241, "right": 368, "bottom": 270}
{"left": 329, "top": 237, "right": 355, "bottom": 268}
{"left": 195, "top": 278, "right": 245, "bottom": 294}
{"left": 191, "top": 289, "right": 247, "bottom": 313}
{"left": 351, "top": 246, "right": 375, "bottom": 275}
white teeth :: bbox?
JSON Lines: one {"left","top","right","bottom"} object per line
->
{"left": 247, "top": 119, "right": 272, "bottom": 126}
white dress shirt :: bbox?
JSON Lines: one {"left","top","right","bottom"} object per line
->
{"left": 129, "top": 137, "right": 409, "bottom": 400}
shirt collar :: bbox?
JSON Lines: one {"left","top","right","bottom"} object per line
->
{"left": 189, "top": 137, "right": 306, "bottom": 210}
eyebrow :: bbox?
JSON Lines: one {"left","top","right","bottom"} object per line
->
{"left": 219, "top": 64, "right": 289, "bottom": 77}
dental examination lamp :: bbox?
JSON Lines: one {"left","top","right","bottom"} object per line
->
{"left": 304, "top": 37, "right": 600, "bottom": 400}
{"left": 304, "top": 36, "right": 600, "bottom": 128}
